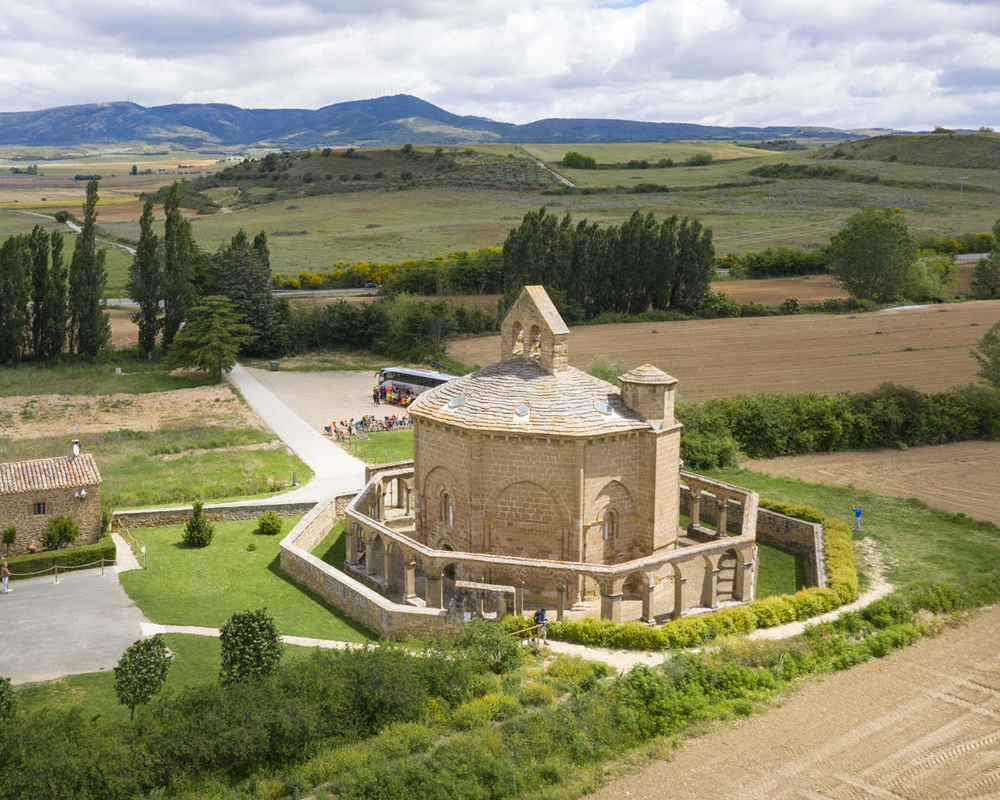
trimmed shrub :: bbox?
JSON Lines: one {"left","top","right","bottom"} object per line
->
{"left": 219, "top": 607, "right": 284, "bottom": 686}
{"left": 256, "top": 511, "right": 283, "bottom": 536}
{"left": 41, "top": 515, "right": 79, "bottom": 550}
{"left": 2, "top": 540, "right": 116, "bottom": 578}
{"left": 823, "top": 518, "right": 858, "bottom": 603}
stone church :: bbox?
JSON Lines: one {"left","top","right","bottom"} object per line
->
{"left": 345, "top": 286, "right": 758, "bottom": 622}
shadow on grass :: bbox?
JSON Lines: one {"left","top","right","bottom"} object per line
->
{"left": 265, "top": 553, "right": 375, "bottom": 641}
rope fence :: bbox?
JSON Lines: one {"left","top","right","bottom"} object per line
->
{"left": 121, "top": 526, "right": 148, "bottom": 568}
{"left": 9, "top": 557, "right": 117, "bottom": 583}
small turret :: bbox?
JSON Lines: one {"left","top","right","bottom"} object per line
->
{"left": 619, "top": 364, "right": 678, "bottom": 426}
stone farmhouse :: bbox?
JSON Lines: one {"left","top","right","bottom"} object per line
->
{"left": 0, "top": 443, "right": 102, "bottom": 556}
{"left": 334, "top": 286, "right": 759, "bottom": 624}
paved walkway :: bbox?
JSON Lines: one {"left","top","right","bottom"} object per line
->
{"left": 0, "top": 568, "right": 150, "bottom": 684}
{"left": 226, "top": 362, "right": 365, "bottom": 500}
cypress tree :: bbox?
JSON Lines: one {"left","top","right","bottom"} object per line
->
{"left": 128, "top": 198, "right": 162, "bottom": 359}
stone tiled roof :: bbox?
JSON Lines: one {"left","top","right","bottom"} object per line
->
{"left": 620, "top": 363, "right": 678, "bottom": 385}
{"left": 0, "top": 454, "right": 101, "bottom": 496}
{"left": 409, "top": 357, "right": 650, "bottom": 436}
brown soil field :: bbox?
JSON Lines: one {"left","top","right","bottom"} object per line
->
{"left": 287, "top": 292, "right": 502, "bottom": 311}
{"left": 448, "top": 300, "right": 1000, "bottom": 402}
{"left": 745, "top": 441, "right": 1000, "bottom": 526}
{"left": 711, "top": 274, "right": 847, "bottom": 304}
{"left": 587, "top": 605, "right": 1000, "bottom": 800}
{"left": 0, "top": 384, "right": 262, "bottom": 441}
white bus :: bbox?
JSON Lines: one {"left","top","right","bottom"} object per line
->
{"left": 375, "top": 367, "right": 458, "bottom": 405}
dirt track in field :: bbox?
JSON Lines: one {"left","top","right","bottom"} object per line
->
{"left": 587, "top": 606, "right": 1000, "bottom": 800}
{"left": 448, "top": 300, "right": 1000, "bottom": 402}
{"left": 745, "top": 441, "right": 1000, "bottom": 526}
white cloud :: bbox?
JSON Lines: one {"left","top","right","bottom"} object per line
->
{"left": 0, "top": 0, "right": 997, "bottom": 129}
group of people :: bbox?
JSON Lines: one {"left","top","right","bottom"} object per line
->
{"left": 373, "top": 383, "right": 417, "bottom": 407}
{"left": 326, "top": 414, "right": 412, "bottom": 439}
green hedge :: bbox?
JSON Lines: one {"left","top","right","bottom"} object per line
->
{"left": 513, "top": 500, "right": 858, "bottom": 651}
{"left": 5, "top": 538, "right": 116, "bottom": 579}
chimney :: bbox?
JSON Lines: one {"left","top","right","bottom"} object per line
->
{"left": 71, "top": 439, "right": 81, "bottom": 459}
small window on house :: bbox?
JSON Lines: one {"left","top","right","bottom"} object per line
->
{"left": 33, "top": 502, "right": 46, "bottom": 515}
{"left": 603, "top": 509, "right": 618, "bottom": 541}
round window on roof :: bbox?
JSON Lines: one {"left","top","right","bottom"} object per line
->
{"left": 514, "top": 403, "right": 530, "bottom": 418}
{"left": 446, "top": 395, "right": 468, "bottom": 409}
{"left": 594, "top": 400, "right": 614, "bottom": 415}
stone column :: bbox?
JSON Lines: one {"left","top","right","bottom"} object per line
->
{"left": 403, "top": 559, "right": 417, "bottom": 601}
{"left": 425, "top": 573, "right": 444, "bottom": 609}
{"left": 365, "top": 537, "right": 378, "bottom": 577}
{"left": 703, "top": 566, "right": 719, "bottom": 608}
{"left": 688, "top": 491, "right": 702, "bottom": 532}
{"left": 673, "top": 574, "right": 687, "bottom": 619}
{"left": 736, "top": 559, "right": 754, "bottom": 601}
{"left": 640, "top": 582, "right": 655, "bottom": 623}
{"left": 382, "top": 547, "right": 395, "bottom": 594}
{"left": 346, "top": 526, "right": 358, "bottom": 563}
{"left": 556, "top": 585, "right": 566, "bottom": 621}
{"left": 716, "top": 499, "right": 729, "bottom": 538}
{"left": 514, "top": 582, "right": 525, "bottom": 617}
{"left": 600, "top": 592, "right": 623, "bottom": 623}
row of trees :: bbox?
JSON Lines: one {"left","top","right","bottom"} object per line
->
{"left": 501, "top": 207, "right": 715, "bottom": 318}
{"left": 0, "top": 179, "right": 110, "bottom": 363}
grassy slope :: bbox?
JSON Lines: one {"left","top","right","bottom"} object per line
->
{"left": 0, "top": 357, "right": 216, "bottom": 396}
{"left": 815, "top": 132, "right": 1000, "bottom": 170}
{"left": 336, "top": 429, "right": 414, "bottom": 465}
{"left": 118, "top": 518, "right": 375, "bottom": 641}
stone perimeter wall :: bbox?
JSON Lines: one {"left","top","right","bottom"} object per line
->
{"left": 112, "top": 500, "right": 319, "bottom": 531}
{"left": 680, "top": 487, "right": 826, "bottom": 589}
{"left": 279, "top": 491, "right": 452, "bottom": 639}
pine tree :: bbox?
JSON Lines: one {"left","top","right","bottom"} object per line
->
{"left": 161, "top": 183, "right": 195, "bottom": 348}
{"left": 167, "top": 295, "right": 252, "bottom": 381}
{"left": 68, "top": 179, "right": 109, "bottom": 358}
{"left": 214, "top": 229, "right": 283, "bottom": 357}
{"left": 0, "top": 236, "right": 29, "bottom": 363}
{"left": 128, "top": 198, "right": 162, "bottom": 359}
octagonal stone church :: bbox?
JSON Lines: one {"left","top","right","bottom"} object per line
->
{"left": 344, "top": 286, "right": 758, "bottom": 623}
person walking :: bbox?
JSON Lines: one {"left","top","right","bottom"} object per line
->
{"left": 1, "top": 560, "right": 10, "bottom": 594}
{"left": 533, "top": 607, "right": 547, "bottom": 644}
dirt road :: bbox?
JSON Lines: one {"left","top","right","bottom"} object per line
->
{"left": 587, "top": 606, "right": 1000, "bottom": 800}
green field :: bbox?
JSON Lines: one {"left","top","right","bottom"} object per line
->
{"left": 118, "top": 518, "right": 375, "bottom": 641}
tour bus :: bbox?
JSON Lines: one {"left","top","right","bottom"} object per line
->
{"left": 374, "top": 367, "right": 458, "bottom": 402}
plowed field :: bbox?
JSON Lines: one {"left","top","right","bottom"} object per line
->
{"left": 448, "top": 300, "right": 1000, "bottom": 402}
{"left": 587, "top": 606, "right": 1000, "bottom": 800}
{"left": 745, "top": 441, "right": 1000, "bottom": 526}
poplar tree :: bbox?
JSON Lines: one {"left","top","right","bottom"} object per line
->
{"left": 44, "top": 231, "right": 67, "bottom": 359}
{"left": 161, "top": 183, "right": 195, "bottom": 348}
{"left": 0, "top": 237, "right": 29, "bottom": 363}
{"left": 28, "top": 225, "right": 50, "bottom": 359}
{"left": 67, "top": 179, "right": 109, "bottom": 358}
{"left": 128, "top": 198, "right": 162, "bottom": 359}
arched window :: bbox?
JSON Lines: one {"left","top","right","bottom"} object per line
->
{"left": 603, "top": 509, "right": 618, "bottom": 541}
{"left": 440, "top": 492, "right": 453, "bottom": 527}
{"left": 511, "top": 323, "right": 524, "bottom": 356}
{"left": 529, "top": 324, "right": 542, "bottom": 359}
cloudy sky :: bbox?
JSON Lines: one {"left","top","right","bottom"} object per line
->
{"left": 1, "top": 0, "right": 998, "bottom": 130}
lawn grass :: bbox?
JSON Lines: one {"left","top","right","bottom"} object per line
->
{"left": 118, "top": 519, "right": 375, "bottom": 642}
{"left": 336, "top": 429, "right": 414, "bottom": 464}
{"left": 14, "top": 633, "right": 321, "bottom": 721}
{"left": 708, "top": 467, "right": 1000, "bottom": 589}
{"left": 0, "top": 356, "right": 215, "bottom": 396}
{"left": 755, "top": 541, "right": 807, "bottom": 597}
{"left": 0, "top": 426, "right": 311, "bottom": 509}
{"left": 313, "top": 520, "right": 346, "bottom": 569}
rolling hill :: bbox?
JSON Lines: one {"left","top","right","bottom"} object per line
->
{"left": 814, "top": 132, "right": 1000, "bottom": 169}
{"left": 0, "top": 94, "right": 871, "bottom": 149}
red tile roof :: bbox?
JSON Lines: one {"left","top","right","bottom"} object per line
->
{"left": 0, "top": 454, "right": 101, "bottom": 495}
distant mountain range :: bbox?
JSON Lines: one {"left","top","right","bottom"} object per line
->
{"left": 0, "top": 94, "right": 880, "bottom": 149}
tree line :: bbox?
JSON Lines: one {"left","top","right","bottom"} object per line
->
{"left": 501, "top": 207, "right": 715, "bottom": 319}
